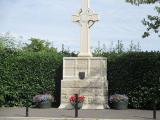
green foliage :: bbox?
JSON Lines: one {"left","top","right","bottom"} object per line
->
{"left": 126, "top": 0, "right": 158, "bottom": 5}
{"left": 128, "top": 41, "right": 141, "bottom": 52}
{"left": 23, "top": 38, "right": 56, "bottom": 52}
{"left": 142, "top": 14, "right": 160, "bottom": 38}
{"left": 126, "top": 0, "right": 160, "bottom": 38}
{"left": 0, "top": 40, "right": 4, "bottom": 50}
{"left": 0, "top": 49, "right": 62, "bottom": 107}
{"left": 60, "top": 44, "right": 78, "bottom": 57}
{"left": 1, "top": 44, "right": 160, "bottom": 109}
{"left": 115, "top": 40, "right": 124, "bottom": 53}
{"left": 93, "top": 41, "right": 141, "bottom": 56}
{"left": 93, "top": 48, "right": 160, "bottom": 109}
{"left": 102, "top": 52, "right": 160, "bottom": 109}
{"left": 0, "top": 32, "right": 27, "bottom": 51}
{"left": 0, "top": 32, "right": 16, "bottom": 49}
{"left": 0, "top": 95, "right": 5, "bottom": 107}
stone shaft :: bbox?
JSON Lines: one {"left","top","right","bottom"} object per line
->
{"left": 72, "top": 0, "right": 99, "bottom": 57}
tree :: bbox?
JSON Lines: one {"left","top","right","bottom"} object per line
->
{"left": 93, "top": 41, "right": 106, "bottom": 56}
{"left": 60, "top": 44, "right": 77, "bottom": 57}
{"left": 0, "top": 32, "right": 16, "bottom": 49}
{"left": 126, "top": 0, "right": 160, "bottom": 38}
{"left": 23, "top": 38, "right": 56, "bottom": 52}
{"left": 128, "top": 41, "right": 141, "bottom": 52}
{"left": 115, "top": 40, "right": 124, "bottom": 53}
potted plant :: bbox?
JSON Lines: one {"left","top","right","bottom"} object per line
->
{"left": 33, "top": 93, "right": 54, "bottom": 108}
{"left": 109, "top": 94, "right": 128, "bottom": 109}
{"left": 69, "top": 95, "right": 85, "bottom": 109}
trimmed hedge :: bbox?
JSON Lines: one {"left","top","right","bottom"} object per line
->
{"left": 0, "top": 49, "right": 62, "bottom": 107}
{"left": 0, "top": 49, "right": 160, "bottom": 109}
{"left": 104, "top": 52, "right": 160, "bottom": 109}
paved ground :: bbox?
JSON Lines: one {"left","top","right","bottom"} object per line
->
{"left": 0, "top": 108, "right": 159, "bottom": 120}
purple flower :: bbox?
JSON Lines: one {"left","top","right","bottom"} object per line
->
{"left": 109, "top": 94, "right": 128, "bottom": 103}
{"left": 33, "top": 94, "right": 54, "bottom": 103}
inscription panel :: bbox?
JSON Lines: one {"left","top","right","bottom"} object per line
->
{"left": 85, "top": 96, "right": 106, "bottom": 104}
{"left": 65, "top": 60, "right": 75, "bottom": 68}
{"left": 90, "top": 60, "right": 101, "bottom": 77}
{"left": 77, "top": 59, "right": 88, "bottom": 69}
{"left": 64, "top": 59, "right": 76, "bottom": 77}
{"left": 77, "top": 59, "right": 88, "bottom": 77}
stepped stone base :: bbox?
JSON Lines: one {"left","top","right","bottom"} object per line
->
{"left": 59, "top": 57, "right": 109, "bottom": 109}
{"left": 59, "top": 103, "right": 108, "bottom": 109}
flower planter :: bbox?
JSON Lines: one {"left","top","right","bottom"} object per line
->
{"left": 33, "top": 93, "right": 54, "bottom": 108}
{"left": 111, "top": 101, "right": 128, "bottom": 110}
{"left": 69, "top": 95, "right": 85, "bottom": 109}
{"left": 71, "top": 102, "right": 83, "bottom": 109}
{"left": 109, "top": 94, "right": 129, "bottom": 110}
{"left": 37, "top": 101, "right": 52, "bottom": 108}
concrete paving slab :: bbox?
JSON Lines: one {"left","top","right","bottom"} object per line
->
{"left": 0, "top": 117, "right": 149, "bottom": 120}
{"left": 0, "top": 108, "right": 159, "bottom": 120}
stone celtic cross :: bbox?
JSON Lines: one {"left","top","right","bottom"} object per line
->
{"left": 72, "top": 0, "right": 99, "bottom": 57}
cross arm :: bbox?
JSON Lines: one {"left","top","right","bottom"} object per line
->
{"left": 72, "top": 15, "right": 80, "bottom": 22}
{"left": 72, "top": 9, "right": 82, "bottom": 22}
{"left": 88, "top": 14, "right": 99, "bottom": 28}
{"left": 89, "top": 14, "right": 99, "bottom": 22}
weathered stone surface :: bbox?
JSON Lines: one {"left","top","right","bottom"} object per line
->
{"left": 72, "top": 0, "right": 99, "bottom": 57}
{"left": 61, "top": 95, "right": 107, "bottom": 104}
{"left": 59, "top": 0, "right": 108, "bottom": 109}
{"left": 61, "top": 88, "right": 107, "bottom": 96}
{"left": 82, "top": 104, "right": 108, "bottom": 109}
{"left": 63, "top": 59, "right": 76, "bottom": 77}
{"left": 61, "top": 80, "right": 108, "bottom": 88}
{"left": 60, "top": 57, "right": 108, "bottom": 109}
{"left": 63, "top": 57, "right": 107, "bottom": 80}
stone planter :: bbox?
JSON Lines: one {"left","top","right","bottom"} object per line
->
{"left": 111, "top": 101, "right": 128, "bottom": 110}
{"left": 33, "top": 94, "right": 54, "bottom": 108}
{"left": 37, "top": 101, "right": 52, "bottom": 108}
{"left": 71, "top": 102, "right": 83, "bottom": 109}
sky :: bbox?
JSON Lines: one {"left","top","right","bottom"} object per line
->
{"left": 0, "top": 0, "right": 159, "bottom": 52}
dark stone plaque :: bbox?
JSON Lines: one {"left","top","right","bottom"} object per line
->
{"left": 79, "top": 72, "right": 85, "bottom": 80}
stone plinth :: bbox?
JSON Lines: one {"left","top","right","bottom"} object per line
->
{"left": 59, "top": 57, "right": 109, "bottom": 109}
